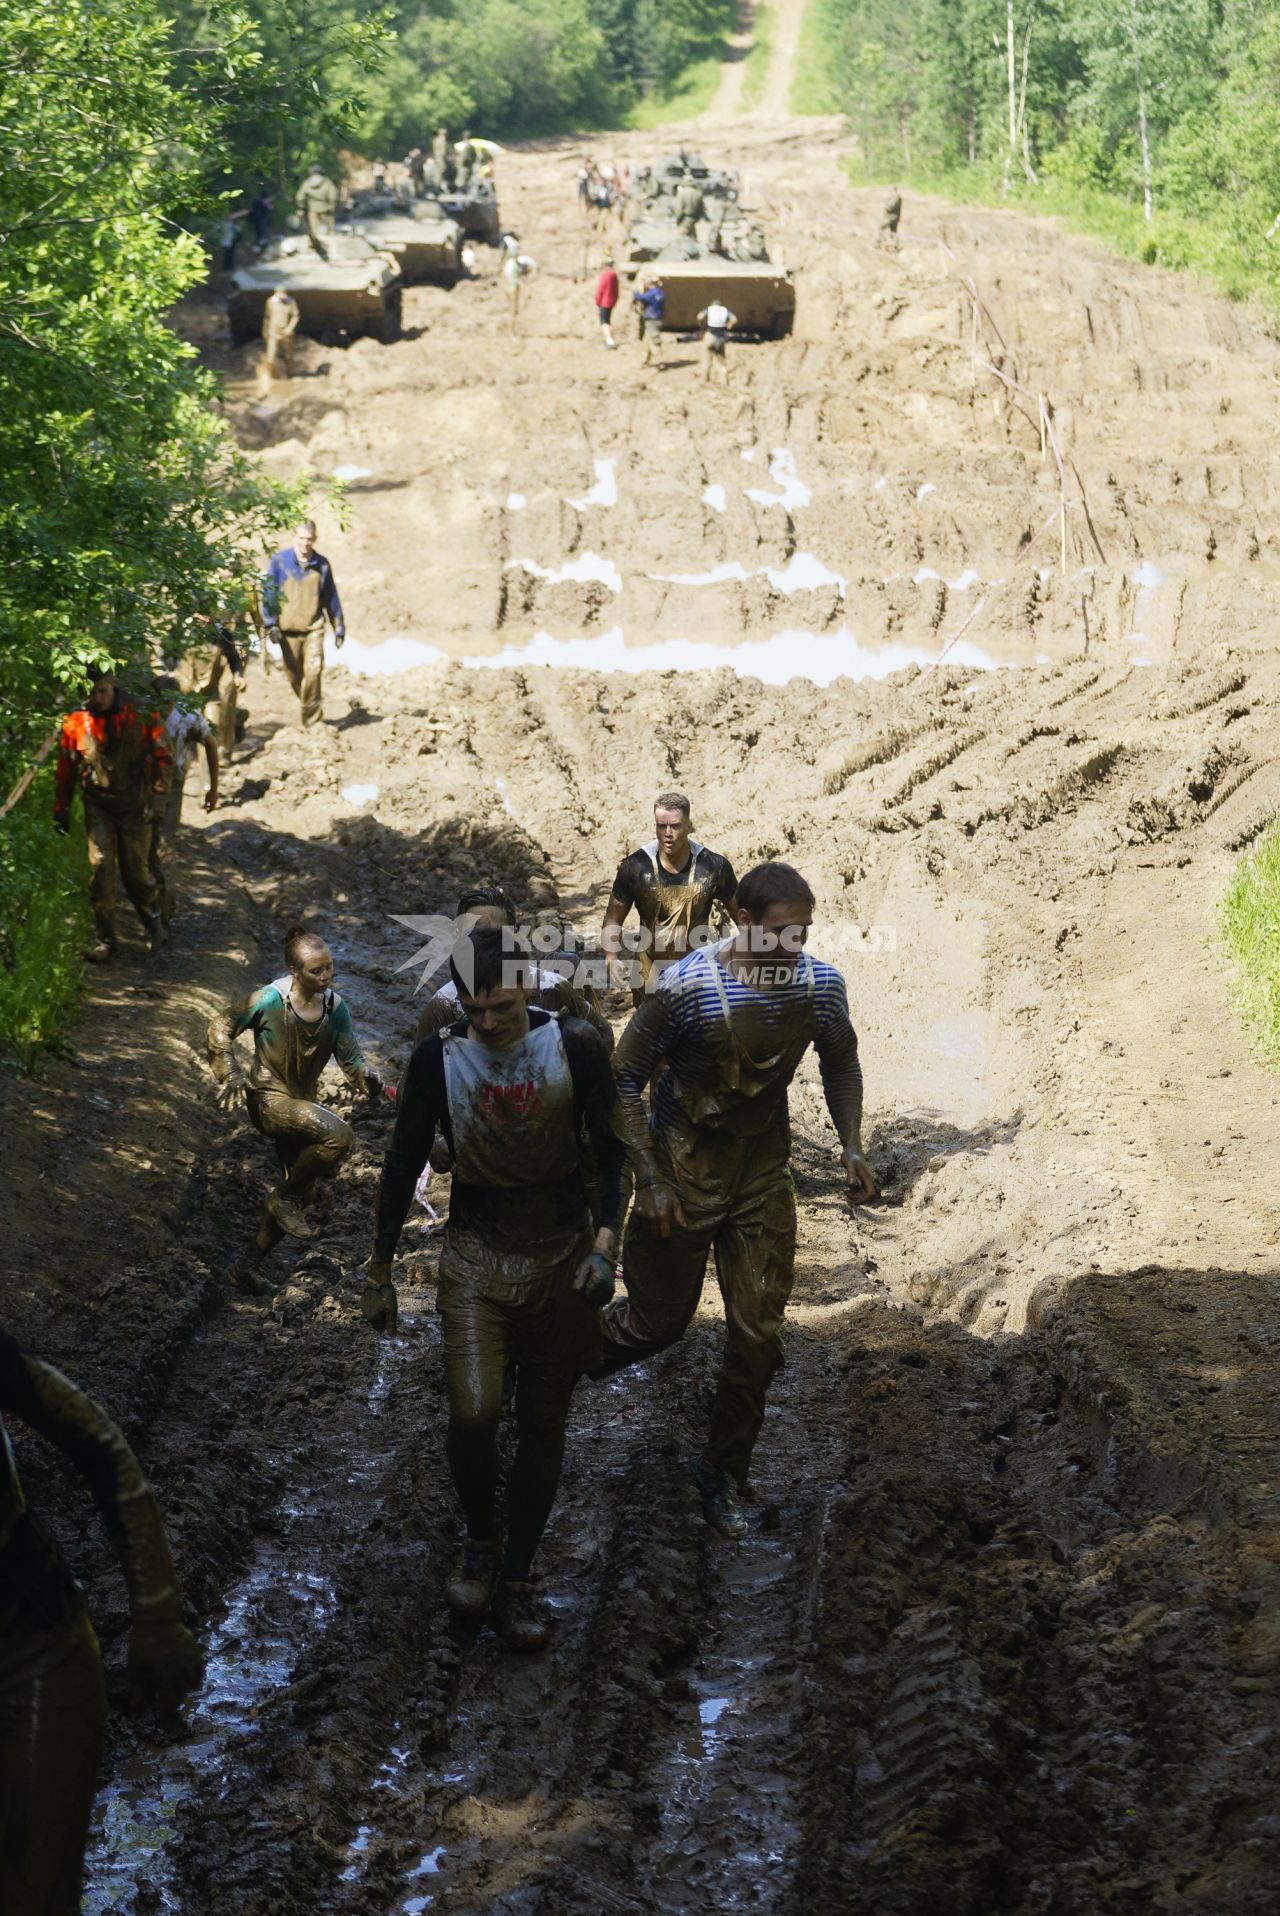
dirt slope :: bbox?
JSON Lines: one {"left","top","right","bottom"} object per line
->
{"left": 5, "top": 99, "right": 1280, "bottom": 1916}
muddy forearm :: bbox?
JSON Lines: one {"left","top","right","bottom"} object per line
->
{"left": 816, "top": 1016, "right": 865, "bottom": 1152}
{"left": 207, "top": 998, "right": 253, "bottom": 1083}
{"left": 373, "top": 1043, "right": 443, "bottom": 1260}
{"left": 612, "top": 994, "right": 671, "bottom": 1171}
{"left": 7, "top": 1348, "right": 184, "bottom": 1622}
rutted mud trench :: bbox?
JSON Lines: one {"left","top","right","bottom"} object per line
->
{"left": 6, "top": 103, "right": 1280, "bottom": 1916}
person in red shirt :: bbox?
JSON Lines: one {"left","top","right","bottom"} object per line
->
{"left": 53, "top": 669, "right": 172, "bottom": 961}
{"left": 594, "top": 253, "right": 619, "bottom": 349}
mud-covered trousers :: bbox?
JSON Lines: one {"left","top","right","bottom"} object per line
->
{"left": 277, "top": 626, "right": 325, "bottom": 727}
{"left": 244, "top": 1088, "right": 354, "bottom": 1259}
{"left": 0, "top": 1613, "right": 106, "bottom": 1915}
{"left": 598, "top": 1123, "right": 796, "bottom": 1486}
{"left": 439, "top": 1226, "right": 599, "bottom": 1581}
{"left": 85, "top": 803, "right": 160, "bottom": 943}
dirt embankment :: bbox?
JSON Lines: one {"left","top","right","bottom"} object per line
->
{"left": 5, "top": 111, "right": 1280, "bottom": 1916}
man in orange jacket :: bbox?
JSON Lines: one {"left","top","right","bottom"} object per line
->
{"left": 53, "top": 669, "right": 172, "bottom": 961}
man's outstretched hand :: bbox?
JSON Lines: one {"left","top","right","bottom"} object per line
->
{"left": 841, "top": 1148, "right": 877, "bottom": 1202}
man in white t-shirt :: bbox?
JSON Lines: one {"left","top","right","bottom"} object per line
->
{"left": 698, "top": 299, "right": 737, "bottom": 386}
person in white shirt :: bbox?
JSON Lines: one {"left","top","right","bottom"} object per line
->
{"left": 697, "top": 299, "right": 737, "bottom": 385}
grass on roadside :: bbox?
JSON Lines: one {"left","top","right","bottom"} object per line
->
{"left": 627, "top": 54, "right": 725, "bottom": 130}
{"left": 0, "top": 773, "right": 89, "bottom": 1071}
{"left": 835, "top": 152, "right": 1280, "bottom": 322}
{"left": 790, "top": 0, "right": 837, "bottom": 115}
{"left": 1219, "top": 821, "right": 1280, "bottom": 1066}
{"left": 739, "top": 3, "right": 772, "bottom": 113}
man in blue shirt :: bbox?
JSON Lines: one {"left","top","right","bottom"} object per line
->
{"left": 632, "top": 274, "right": 666, "bottom": 368}
{"left": 260, "top": 519, "right": 346, "bottom": 727}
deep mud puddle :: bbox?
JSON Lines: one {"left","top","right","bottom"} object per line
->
{"left": 86, "top": 1298, "right": 429, "bottom": 1914}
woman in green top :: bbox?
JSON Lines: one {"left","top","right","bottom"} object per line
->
{"left": 208, "top": 925, "right": 382, "bottom": 1292}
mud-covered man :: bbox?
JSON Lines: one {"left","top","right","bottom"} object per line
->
{"left": 53, "top": 668, "right": 172, "bottom": 962}
{"left": 262, "top": 285, "right": 300, "bottom": 380}
{"left": 0, "top": 1326, "right": 203, "bottom": 1914}
{"left": 260, "top": 518, "right": 346, "bottom": 728}
{"left": 596, "top": 860, "right": 876, "bottom": 1538}
{"left": 602, "top": 789, "right": 737, "bottom": 1003}
{"left": 208, "top": 925, "right": 382, "bottom": 1293}
{"left": 368, "top": 925, "right": 624, "bottom": 1651}
{"left": 180, "top": 592, "right": 252, "bottom": 765}
{"left": 412, "top": 885, "right": 612, "bottom": 1053}
{"left": 148, "top": 676, "right": 219, "bottom": 928}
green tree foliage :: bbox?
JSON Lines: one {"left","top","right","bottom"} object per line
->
{"left": 254, "top": 0, "right": 737, "bottom": 159}
{"left": 803, "top": 0, "right": 1280, "bottom": 278}
{"left": 0, "top": 0, "right": 320, "bottom": 1062}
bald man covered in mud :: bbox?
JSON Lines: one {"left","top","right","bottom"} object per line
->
{"left": 601, "top": 790, "right": 737, "bottom": 1003}
{"left": 595, "top": 860, "right": 876, "bottom": 1539}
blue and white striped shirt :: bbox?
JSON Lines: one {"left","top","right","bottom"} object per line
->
{"left": 615, "top": 940, "right": 863, "bottom": 1151}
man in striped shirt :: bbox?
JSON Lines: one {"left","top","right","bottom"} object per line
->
{"left": 598, "top": 860, "right": 876, "bottom": 1538}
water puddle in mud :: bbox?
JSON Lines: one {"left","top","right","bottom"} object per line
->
{"left": 506, "top": 553, "right": 623, "bottom": 592}
{"left": 462, "top": 625, "right": 1011, "bottom": 685}
{"left": 341, "top": 782, "right": 379, "bottom": 807}
{"left": 915, "top": 565, "right": 983, "bottom": 592}
{"left": 745, "top": 448, "right": 811, "bottom": 511}
{"left": 703, "top": 483, "right": 727, "bottom": 511}
{"left": 85, "top": 1543, "right": 338, "bottom": 1914}
{"left": 505, "top": 491, "right": 526, "bottom": 510}
{"left": 86, "top": 1308, "right": 424, "bottom": 1913}
{"left": 333, "top": 464, "right": 374, "bottom": 482}
{"left": 566, "top": 456, "right": 618, "bottom": 510}
{"left": 649, "top": 1530, "right": 803, "bottom": 1906}
{"left": 326, "top": 633, "right": 446, "bottom": 675}
{"left": 648, "top": 553, "right": 846, "bottom": 595}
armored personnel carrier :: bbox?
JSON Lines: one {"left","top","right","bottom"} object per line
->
{"left": 228, "top": 232, "right": 402, "bottom": 344}
{"left": 433, "top": 178, "right": 500, "bottom": 240}
{"left": 338, "top": 191, "right": 463, "bottom": 285}
{"left": 645, "top": 257, "right": 796, "bottom": 338}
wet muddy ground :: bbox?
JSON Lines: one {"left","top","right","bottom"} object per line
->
{"left": 6, "top": 57, "right": 1280, "bottom": 1916}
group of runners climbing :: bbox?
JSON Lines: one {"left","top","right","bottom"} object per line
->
{"left": 4, "top": 762, "right": 874, "bottom": 1907}
{"left": 204, "top": 788, "right": 875, "bottom": 1653}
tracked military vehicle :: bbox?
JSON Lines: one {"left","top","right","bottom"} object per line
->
{"left": 645, "top": 257, "right": 796, "bottom": 338}
{"left": 228, "top": 232, "right": 402, "bottom": 345}
{"left": 338, "top": 191, "right": 463, "bottom": 285}
{"left": 433, "top": 178, "right": 500, "bottom": 240}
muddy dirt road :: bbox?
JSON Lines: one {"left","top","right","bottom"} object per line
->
{"left": 6, "top": 57, "right": 1280, "bottom": 1916}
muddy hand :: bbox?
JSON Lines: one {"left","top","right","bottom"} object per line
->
{"left": 213, "top": 1074, "right": 245, "bottom": 1113}
{"left": 573, "top": 1250, "right": 616, "bottom": 1308}
{"left": 361, "top": 1258, "right": 399, "bottom": 1333}
{"left": 841, "top": 1148, "right": 877, "bottom": 1201}
{"left": 635, "top": 1179, "right": 686, "bottom": 1237}
{"left": 126, "top": 1617, "right": 205, "bottom": 1721}
{"left": 361, "top": 1068, "right": 384, "bottom": 1101}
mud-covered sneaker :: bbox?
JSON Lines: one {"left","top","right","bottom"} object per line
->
{"left": 693, "top": 1461, "right": 748, "bottom": 1539}
{"left": 85, "top": 938, "right": 116, "bottom": 964}
{"left": 265, "top": 1186, "right": 316, "bottom": 1239}
{"left": 492, "top": 1580, "right": 551, "bottom": 1652}
{"left": 446, "top": 1539, "right": 500, "bottom": 1616}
